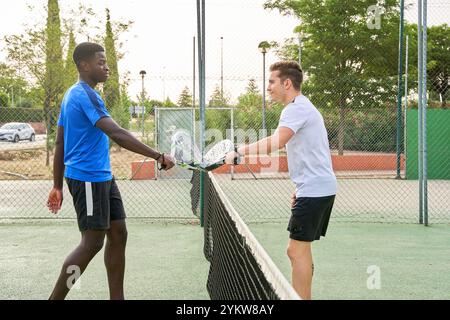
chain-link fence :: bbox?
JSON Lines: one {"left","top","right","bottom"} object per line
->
{"left": 0, "top": 0, "right": 448, "bottom": 223}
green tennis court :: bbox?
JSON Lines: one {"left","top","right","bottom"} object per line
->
{"left": 0, "top": 220, "right": 209, "bottom": 300}
{"left": 250, "top": 222, "right": 450, "bottom": 300}
{"left": 1, "top": 219, "right": 449, "bottom": 300}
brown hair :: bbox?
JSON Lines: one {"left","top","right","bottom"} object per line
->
{"left": 270, "top": 61, "right": 303, "bottom": 91}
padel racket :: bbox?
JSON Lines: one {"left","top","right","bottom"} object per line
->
{"left": 170, "top": 130, "right": 203, "bottom": 171}
{"left": 171, "top": 130, "right": 239, "bottom": 172}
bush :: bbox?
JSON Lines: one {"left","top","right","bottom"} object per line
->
{"left": 205, "top": 108, "right": 232, "bottom": 143}
{"left": 16, "top": 99, "right": 34, "bottom": 109}
{"left": 0, "top": 91, "right": 9, "bottom": 108}
{"left": 234, "top": 105, "right": 398, "bottom": 153}
{"left": 321, "top": 107, "right": 397, "bottom": 153}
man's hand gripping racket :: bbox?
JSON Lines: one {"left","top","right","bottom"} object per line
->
{"left": 170, "top": 130, "right": 240, "bottom": 172}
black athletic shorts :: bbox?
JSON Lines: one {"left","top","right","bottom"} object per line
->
{"left": 66, "top": 177, "right": 126, "bottom": 232}
{"left": 287, "top": 195, "right": 335, "bottom": 242}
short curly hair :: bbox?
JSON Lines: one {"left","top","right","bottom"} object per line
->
{"left": 73, "top": 42, "right": 105, "bottom": 68}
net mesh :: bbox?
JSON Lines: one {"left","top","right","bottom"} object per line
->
{"left": 191, "top": 171, "right": 300, "bottom": 300}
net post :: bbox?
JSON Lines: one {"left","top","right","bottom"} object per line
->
{"left": 155, "top": 107, "right": 159, "bottom": 180}
{"left": 231, "top": 107, "right": 235, "bottom": 180}
{"left": 418, "top": 0, "right": 423, "bottom": 224}
{"left": 197, "top": 0, "right": 206, "bottom": 227}
{"left": 422, "top": 0, "right": 428, "bottom": 226}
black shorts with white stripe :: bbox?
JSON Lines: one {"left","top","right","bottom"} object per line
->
{"left": 66, "top": 177, "right": 126, "bottom": 232}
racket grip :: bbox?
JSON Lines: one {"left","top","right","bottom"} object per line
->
{"left": 157, "top": 153, "right": 167, "bottom": 171}
{"left": 234, "top": 146, "right": 242, "bottom": 165}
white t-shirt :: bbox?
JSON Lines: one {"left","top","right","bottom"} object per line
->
{"left": 278, "top": 95, "right": 337, "bottom": 197}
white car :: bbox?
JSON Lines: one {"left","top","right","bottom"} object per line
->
{"left": 0, "top": 123, "right": 36, "bottom": 143}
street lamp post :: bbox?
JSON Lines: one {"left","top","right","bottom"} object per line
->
{"left": 163, "top": 66, "right": 166, "bottom": 102}
{"left": 140, "top": 70, "right": 147, "bottom": 139}
{"left": 298, "top": 34, "right": 302, "bottom": 68}
{"left": 221, "top": 36, "right": 224, "bottom": 103}
{"left": 258, "top": 41, "right": 270, "bottom": 131}
{"left": 193, "top": 36, "right": 196, "bottom": 108}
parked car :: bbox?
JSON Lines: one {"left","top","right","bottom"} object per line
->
{"left": 0, "top": 123, "right": 36, "bottom": 143}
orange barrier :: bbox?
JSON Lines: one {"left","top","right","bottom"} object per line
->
{"left": 130, "top": 154, "right": 405, "bottom": 179}
{"left": 332, "top": 154, "right": 405, "bottom": 171}
{"left": 131, "top": 160, "right": 157, "bottom": 180}
{"left": 213, "top": 154, "right": 405, "bottom": 174}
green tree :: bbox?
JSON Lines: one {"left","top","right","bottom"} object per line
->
{"left": 64, "top": 29, "right": 78, "bottom": 90}
{"left": 237, "top": 79, "right": 262, "bottom": 112}
{"left": 103, "top": 8, "right": 133, "bottom": 134}
{"left": 145, "top": 99, "right": 164, "bottom": 115}
{"left": 209, "top": 84, "right": 229, "bottom": 107}
{"left": 16, "top": 100, "right": 34, "bottom": 109}
{"left": 427, "top": 24, "right": 450, "bottom": 108}
{"left": 235, "top": 79, "right": 283, "bottom": 131}
{"left": 177, "top": 86, "right": 193, "bottom": 107}
{"left": 27, "top": 87, "right": 45, "bottom": 109}
{"left": 0, "top": 91, "right": 9, "bottom": 108}
{"left": 265, "top": 0, "right": 401, "bottom": 155}
{"left": 246, "top": 78, "right": 260, "bottom": 95}
{"left": 394, "top": 23, "right": 448, "bottom": 109}
{"left": 163, "top": 97, "right": 177, "bottom": 108}
{"left": 104, "top": 9, "right": 120, "bottom": 113}
{"left": 0, "top": 63, "right": 28, "bottom": 107}
{"left": 44, "top": 0, "right": 64, "bottom": 165}
{"left": 4, "top": 13, "right": 49, "bottom": 111}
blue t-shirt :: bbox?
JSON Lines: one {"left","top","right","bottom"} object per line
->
{"left": 57, "top": 81, "right": 112, "bottom": 182}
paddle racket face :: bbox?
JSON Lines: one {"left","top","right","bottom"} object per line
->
{"left": 170, "top": 130, "right": 202, "bottom": 170}
{"left": 202, "top": 139, "right": 235, "bottom": 171}
{"left": 171, "top": 130, "right": 236, "bottom": 172}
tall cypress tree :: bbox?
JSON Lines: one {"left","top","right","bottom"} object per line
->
{"left": 64, "top": 29, "right": 78, "bottom": 90}
{"left": 103, "top": 8, "right": 120, "bottom": 113}
{"left": 44, "top": 0, "right": 64, "bottom": 166}
{"left": 104, "top": 8, "right": 130, "bottom": 145}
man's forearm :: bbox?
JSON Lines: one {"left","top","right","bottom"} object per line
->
{"left": 53, "top": 142, "right": 65, "bottom": 190}
{"left": 238, "top": 136, "right": 276, "bottom": 156}
{"left": 110, "top": 128, "right": 161, "bottom": 160}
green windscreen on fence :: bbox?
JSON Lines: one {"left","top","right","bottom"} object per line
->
{"left": 406, "top": 109, "right": 450, "bottom": 180}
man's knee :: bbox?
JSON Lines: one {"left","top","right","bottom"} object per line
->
{"left": 81, "top": 233, "right": 106, "bottom": 254}
{"left": 287, "top": 241, "right": 311, "bottom": 262}
{"left": 287, "top": 246, "right": 304, "bottom": 262}
{"left": 108, "top": 222, "right": 128, "bottom": 246}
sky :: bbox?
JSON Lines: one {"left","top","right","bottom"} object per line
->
{"left": 0, "top": 0, "right": 300, "bottom": 103}
{"left": 0, "top": 0, "right": 448, "bottom": 104}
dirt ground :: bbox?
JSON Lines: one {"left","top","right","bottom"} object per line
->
{"left": 0, "top": 147, "right": 147, "bottom": 180}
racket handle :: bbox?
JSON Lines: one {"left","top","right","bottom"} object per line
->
{"left": 234, "top": 146, "right": 242, "bottom": 165}
{"left": 157, "top": 154, "right": 167, "bottom": 171}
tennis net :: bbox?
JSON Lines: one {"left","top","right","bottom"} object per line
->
{"left": 191, "top": 171, "right": 300, "bottom": 300}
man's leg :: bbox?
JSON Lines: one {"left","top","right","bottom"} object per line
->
{"left": 287, "top": 239, "right": 313, "bottom": 300}
{"left": 104, "top": 219, "right": 128, "bottom": 300}
{"left": 49, "top": 230, "right": 106, "bottom": 300}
